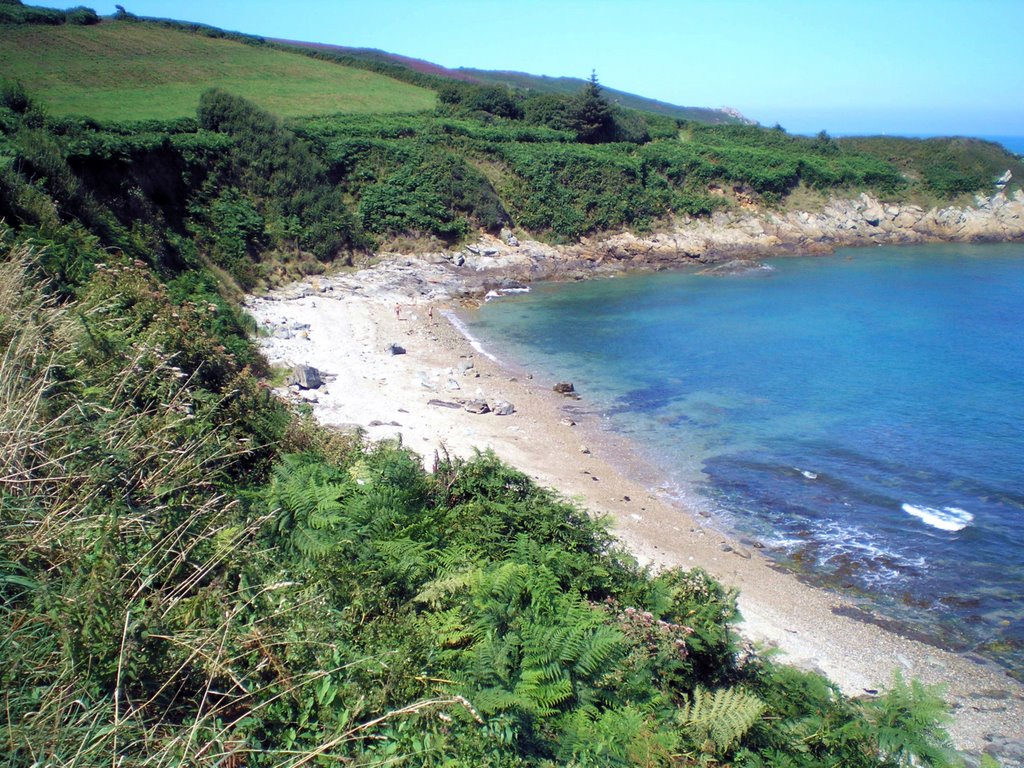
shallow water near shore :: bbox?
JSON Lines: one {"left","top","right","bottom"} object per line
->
{"left": 465, "top": 242, "right": 1024, "bottom": 677}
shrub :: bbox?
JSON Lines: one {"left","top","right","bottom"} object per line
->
{"left": 522, "top": 93, "right": 575, "bottom": 132}
{"left": 65, "top": 5, "right": 99, "bottom": 24}
{"left": 0, "top": 79, "right": 32, "bottom": 114}
{"left": 360, "top": 152, "right": 507, "bottom": 239}
{"left": 196, "top": 88, "right": 365, "bottom": 263}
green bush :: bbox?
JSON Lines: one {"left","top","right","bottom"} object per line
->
{"left": 65, "top": 5, "right": 99, "bottom": 24}
{"left": 360, "top": 152, "right": 507, "bottom": 239}
{"left": 0, "top": 2, "right": 64, "bottom": 24}
{"left": 522, "top": 92, "right": 575, "bottom": 132}
{"left": 196, "top": 88, "right": 365, "bottom": 265}
{"left": 0, "top": 80, "right": 32, "bottom": 114}
{"left": 491, "top": 142, "right": 672, "bottom": 237}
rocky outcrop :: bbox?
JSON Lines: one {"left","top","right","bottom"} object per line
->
{"left": 594, "top": 189, "right": 1024, "bottom": 267}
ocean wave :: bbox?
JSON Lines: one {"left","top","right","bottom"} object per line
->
{"left": 811, "top": 520, "right": 928, "bottom": 586}
{"left": 443, "top": 311, "right": 501, "bottom": 363}
{"left": 902, "top": 503, "right": 974, "bottom": 532}
{"left": 484, "top": 287, "right": 531, "bottom": 301}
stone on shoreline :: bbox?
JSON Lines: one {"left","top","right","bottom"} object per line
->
{"left": 492, "top": 400, "right": 515, "bottom": 416}
{"left": 287, "top": 365, "right": 322, "bottom": 390}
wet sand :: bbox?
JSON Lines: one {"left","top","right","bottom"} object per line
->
{"left": 246, "top": 273, "right": 1024, "bottom": 755}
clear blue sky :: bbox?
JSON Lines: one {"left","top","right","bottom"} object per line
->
{"left": 35, "top": 0, "right": 1024, "bottom": 136}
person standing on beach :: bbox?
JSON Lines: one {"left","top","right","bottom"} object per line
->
{"left": 395, "top": 302, "right": 401, "bottom": 320}
{"left": 428, "top": 306, "right": 434, "bottom": 323}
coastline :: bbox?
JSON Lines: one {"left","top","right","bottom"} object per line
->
{"left": 246, "top": 256, "right": 1024, "bottom": 756}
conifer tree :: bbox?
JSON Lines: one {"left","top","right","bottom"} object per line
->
{"left": 571, "top": 70, "right": 615, "bottom": 144}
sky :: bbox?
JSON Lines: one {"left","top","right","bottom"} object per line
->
{"left": 33, "top": 0, "right": 1024, "bottom": 137}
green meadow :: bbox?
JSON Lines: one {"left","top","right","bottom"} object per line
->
{"left": 0, "top": 20, "right": 436, "bottom": 120}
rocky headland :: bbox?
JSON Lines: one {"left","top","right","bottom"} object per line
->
{"left": 347, "top": 189, "right": 1024, "bottom": 302}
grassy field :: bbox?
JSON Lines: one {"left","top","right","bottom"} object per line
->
{"left": 0, "top": 20, "right": 437, "bottom": 120}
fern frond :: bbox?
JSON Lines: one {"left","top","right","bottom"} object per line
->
{"left": 515, "top": 672, "right": 572, "bottom": 714}
{"left": 680, "top": 685, "right": 765, "bottom": 755}
{"left": 375, "top": 537, "right": 429, "bottom": 579}
{"left": 573, "top": 625, "right": 623, "bottom": 678}
{"left": 413, "top": 569, "right": 479, "bottom": 609}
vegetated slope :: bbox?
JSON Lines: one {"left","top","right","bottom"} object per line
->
{"left": 271, "top": 39, "right": 483, "bottom": 83}
{"left": 0, "top": 20, "right": 437, "bottom": 120}
{"left": 461, "top": 68, "right": 744, "bottom": 124}
{"left": 839, "top": 135, "right": 1024, "bottom": 198}
{"left": 272, "top": 38, "right": 744, "bottom": 124}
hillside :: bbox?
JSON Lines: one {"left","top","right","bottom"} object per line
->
{"left": 460, "top": 68, "right": 745, "bottom": 124}
{"left": 271, "top": 38, "right": 745, "bottom": 125}
{"left": 0, "top": 4, "right": 741, "bottom": 127}
{"left": 0, "top": 19, "right": 437, "bottom": 120}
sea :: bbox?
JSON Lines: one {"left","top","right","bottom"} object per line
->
{"left": 463, "top": 243, "right": 1024, "bottom": 678}
{"left": 986, "top": 135, "right": 1024, "bottom": 156}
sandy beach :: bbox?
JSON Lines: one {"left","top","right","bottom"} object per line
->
{"left": 245, "top": 262, "right": 1024, "bottom": 757}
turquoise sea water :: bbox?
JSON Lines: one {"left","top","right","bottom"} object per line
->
{"left": 466, "top": 243, "right": 1024, "bottom": 676}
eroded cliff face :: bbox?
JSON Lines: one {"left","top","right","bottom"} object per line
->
{"left": 352, "top": 190, "right": 1024, "bottom": 299}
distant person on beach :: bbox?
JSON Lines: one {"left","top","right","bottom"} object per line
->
{"left": 428, "top": 306, "right": 434, "bottom": 323}
{"left": 395, "top": 303, "right": 401, "bottom": 320}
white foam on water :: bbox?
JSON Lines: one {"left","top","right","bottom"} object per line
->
{"left": 902, "top": 503, "right": 974, "bottom": 532}
{"left": 801, "top": 518, "right": 929, "bottom": 587}
{"left": 483, "top": 287, "right": 531, "bottom": 302}
{"left": 794, "top": 467, "right": 818, "bottom": 479}
{"left": 443, "top": 311, "right": 501, "bottom": 363}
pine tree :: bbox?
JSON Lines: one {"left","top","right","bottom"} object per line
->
{"left": 571, "top": 70, "right": 615, "bottom": 144}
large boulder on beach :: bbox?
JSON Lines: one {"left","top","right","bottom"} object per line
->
{"left": 386, "top": 343, "right": 406, "bottom": 355}
{"left": 492, "top": 400, "right": 515, "bottom": 416}
{"left": 287, "top": 365, "right": 322, "bottom": 389}
{"left": 464, "top": 399, "right": 490, "bottom": 414}
{"left": 553, "top": 382, "right": 575, "bottom": 394}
